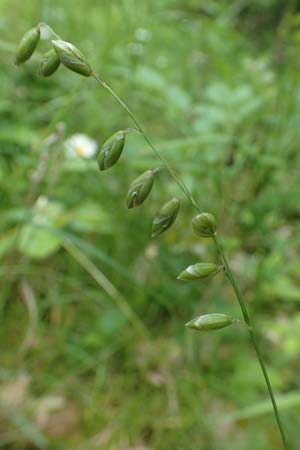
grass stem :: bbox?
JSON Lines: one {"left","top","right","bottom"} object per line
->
{"left": 62, "top": 239, "right": 150, "bottom": 341}
{"left": 92, "top": 74, "right": 289, "bottom": 450}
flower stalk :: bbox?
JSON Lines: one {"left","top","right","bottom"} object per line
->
{"left": 213, "top": 236, "right": 289, "bottom": 450}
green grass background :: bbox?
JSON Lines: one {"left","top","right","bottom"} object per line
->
{"left": 1, "top": 0, "right": 300, "bottom": 449}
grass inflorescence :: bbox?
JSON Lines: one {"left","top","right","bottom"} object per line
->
{"left": 13, "top": 20, "right": 291, "bottom": 450}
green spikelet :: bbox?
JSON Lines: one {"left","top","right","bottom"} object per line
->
{"left": 192, "top": 213, "right": 217, "bottom": 238}
{"left": 15, "top": 26, "right": 40, "bottom": 65}
{"left": 39, "top": 49, "right": 61, "bottom": 77}
{"left": 177, "top": 262, "right": 221, "bottom": 281}
{"left": 98, "top": 131, "right": 126, "bottom": 171}
{"left": 126, "top": 170, "right": 155, "bottom": 209}
{"left": 185, "top": 313, "right": 236, "bottom": 331}
{"left": 151, "top": 197, "right": 180, "bottom": 238}
{"left": 52, "top": 40, "right": 92, "bottom": 77}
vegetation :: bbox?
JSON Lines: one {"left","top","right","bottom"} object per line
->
{"left": 1, "top": 1, "right": 300, "bottom": 449}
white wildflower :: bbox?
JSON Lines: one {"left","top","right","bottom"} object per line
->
{"left": 36, "top": 195, "right": 49, "bottom": 210}
{"left": 32, "top": 196, "right": 49, "bottom": 226}
{"left": 65, "top": 133, "right": 98, "bottom": 159}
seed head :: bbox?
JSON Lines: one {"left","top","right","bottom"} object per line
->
{"left": 98, "top": 130, "right": 126, "bottom": 171}
{"left": 192, "top": 213, "right": 217, "bottom": 238}
{"left": 185, "top": 313, "right": 236, "bottom": 331}
{"left": 51, "top": 40, "right": 92, "bottom": 77}
{"left": 177, "top": 262, "right": 221, "bottom": 281}
{"left": 39, "top": 49, "right": 60, "bottom": 77}
{"left": 15, "top": 26, "right": 40, "bottom": 65}
{"left": 151, "top": 197, "right": 180, "bottom": 238}
{"left": 126, "top": 170, "right": 155, "bottom": 209}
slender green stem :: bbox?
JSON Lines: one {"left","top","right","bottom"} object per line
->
{"left": 62, "top": 239, "right": 149, "bottom": 340}
{"left": 213, "top": 236, "right": 289, "bottom": 450}
{"left": 38, "top": 22, "right": 61, "bottom": 40}
{"left": 91, "top": 74, "right": 289, "bottom": 449}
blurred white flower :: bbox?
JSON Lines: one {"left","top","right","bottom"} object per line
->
{"left": 65, "top": 134, "right": 98, "bottom": 159}
{"left": 36, "top": 195, "right": 49, "bottom": 210}
{"left": 32, "top": 196, "right": 49, "bottom": 225}
{"left": 145, "top": 243, "right": 158, "bottom": 260}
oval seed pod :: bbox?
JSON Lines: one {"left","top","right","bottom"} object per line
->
{"left": 98, "top": 130, "right": 126, "bottom": 171}
{"left": 51, "top": 40, "right": 92, "bottom": 77}
{"left": 15, "top": 26, "right": 40, "bottom": 65}
{"left": 185, "top": 313, "right": 236, "bottom": 331}
{"left": 151, "top": 197, "right": 180, "bottom": 238}
{"left": 177, "top": 262, "right": 221, "bottom": 281}
{"left": 192, "top": 212, "right": 217, "bottom": 238}
{"left": 39, "top": 49, "right": 60, "bottom": 77}
{"left": 126, "top": 170, "right": 155, "bottom": 209}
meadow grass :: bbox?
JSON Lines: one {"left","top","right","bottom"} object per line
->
{"left": 1, "top": 1, "right": 300, "bottom": 449}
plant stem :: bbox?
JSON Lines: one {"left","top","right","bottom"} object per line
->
{"left": 62, "top": 239, "right": 150, "bottom": 340}
{"left": 213, "top": 236, "right": 289, "bottom": 450}
{"left": 92, "top": 74, "right": 289, "bottom": 449}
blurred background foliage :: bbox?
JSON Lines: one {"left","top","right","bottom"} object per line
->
{"left": 1, "top": 0, "right": 300, "bottom": 449}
